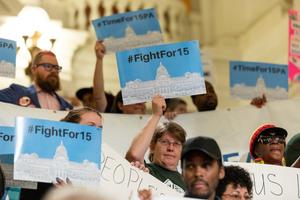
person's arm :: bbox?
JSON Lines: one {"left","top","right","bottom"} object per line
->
{"left": 125, "top": 95, "right": 166, "bottom": 163}
{"left": 93, "top": 41, "right": 107, "bottom": 112}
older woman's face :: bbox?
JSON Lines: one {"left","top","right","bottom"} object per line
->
{"left": 255, "top": 135, "right": 285, "bottom": 165}
{"left": 150, "top": 132, "right": 182, "bottom": 171}
{"left": 79, "top": 112, "right": 102, "bottom": 128}
{"left": 222, "top": 184, "right": 251, "bottom": 200}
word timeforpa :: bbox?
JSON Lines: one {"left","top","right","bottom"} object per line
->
{"left": 0, "top": 41, "right": 14, "bottom": 49}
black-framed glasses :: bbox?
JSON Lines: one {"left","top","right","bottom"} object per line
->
{"left": 158, "top": 139, "right": 182, "bottom": 148}
{"left": 37, "top": 63, "right": 62, "bottom": 72}
{"left": 222, "top": 193, "right": 252, "bottom": 200}
{"left": 257, "top": 135, "right": 286, "bottom": 144}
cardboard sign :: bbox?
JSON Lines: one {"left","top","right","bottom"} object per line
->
{"left": 116, "top": 40, "right": 206, "bottom": 105}
{"left": 288, "top": 9, "right": 300, "bottom": 81}
{"left": 0, "top": 37, "right": 16, "bottom": 78}
{"left": 99, "top": 143, "right": 182, "bottom": 199}
{"left": 230, "top": 61, "right": 288, "bottom": 100}
{"left": 0, "top": 126, "right": 15, "bottom": 155}
{"left": 92, "top": 8, "right": 162, "bottom": 53}
{"left": 14, "top": 117, "right": 102, "bottom": 186}
{"left": 227, "top": 162, "right": 300, "bottom": 200}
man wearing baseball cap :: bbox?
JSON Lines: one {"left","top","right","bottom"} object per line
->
{"left": 249, "top": 124, "right": 288, "bottom": 166}
{"left": 181, "top": 136, "right": 225, "bottom": 200}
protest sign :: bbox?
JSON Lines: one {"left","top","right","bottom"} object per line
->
{"left": 288, "top": 9, "right": 300, "bottom": 81}
{"left": 1, "top": 102, "right": 300, "bottom": 199}
{"left": 92, "top": 8, "right": 162, "bottom": 53}
{"left": 0, "top": 125, "right": 37, "bottom": 189}
{"left": 130, "top": 193, "right": 197, "bottom": 200}
{"left": 14, "top": 117, "right": 102, "bottom": 186}
{"left": 1, "top": 100, "right": 300, "bottom": 164}
{"left": 0, "top": 38, "right": 16, "bottom": 78}
{"left": 230, "top": 61, "right": 288, "bottom": 100}
{"left": 99, "top": 143, "right": 182, "bottom": 198}
{"left": 116, "top": 40, "right": 206, "bottom": 105}
{"left": 0, "top": 126, "right": 14, "bottom": 155}
{"left": 227, "top": 162, "right": 300, "bottom": 200}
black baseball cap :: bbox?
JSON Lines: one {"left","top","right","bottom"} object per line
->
{"left": 76, "top": 87, "right": 93, "bottom": 101}
{"left": 181, "top": 136, "right": 222, "bottom": 163}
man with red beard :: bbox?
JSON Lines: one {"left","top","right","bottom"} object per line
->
{"left": 181, "top": 136, "right": 225, "bottom": 200}
{"left": 0, "top": 51, "right": 72, "bottom": 110}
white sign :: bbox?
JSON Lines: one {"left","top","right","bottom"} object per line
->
{"left": 227, "top": 162, "right": 300, "bottom": 200}
{"left": 1, "top": 163, "right": 37, "bottom": 189}
{"left": 100, "top": 143, "right": 181, "bottom": 199}
{"left": 1, "top": 101, "right": 300, "bottom": 199}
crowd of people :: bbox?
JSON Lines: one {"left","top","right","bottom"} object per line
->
{"left": 0, "top": 40, "right": 299, "bottom": 200}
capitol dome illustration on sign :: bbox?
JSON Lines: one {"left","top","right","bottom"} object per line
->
{"left": 14, "top": 141, "right": 101, "bottom": 185}
{"left": 122, "top": 62, "right": 205, "bottom": 105}
{"left": 231, "top": 75, "right": 288, "bottom": 100}
{"left": 104, "top": 24, "right": 163, "bottom": 52}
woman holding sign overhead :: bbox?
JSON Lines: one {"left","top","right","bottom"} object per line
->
{"left": 126, "top": 95, "right": 186, "bottom": 193}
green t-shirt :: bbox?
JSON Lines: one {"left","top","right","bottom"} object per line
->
{"left": 146, "top": 163, "right": 186, "bottom": 193}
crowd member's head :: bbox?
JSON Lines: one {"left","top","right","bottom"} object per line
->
{"left": 250, "top": 124, "right": 287, "bottom": 165}
{"left": 43, "top": 186, "right": 116, "bottom": 200}
{"left": 149, "top": 121, "right": 186, "bottom": 171}
{"left": 181, "top": 136, "right": 225, "bottom": 199}
{"left": 217, "top": 165, "right": 253, "bottom": 200}
{"left": 76, "top": 87, "right": 95, "bottom": 109}
{"left": 165, "top": 98, "right": 187, "bottom": 114}
{"left": 61, "top": 107, "right": 102, "bottom": 128}
{"left": 31, "top": 51, "right": 61, "bottom": 93}
{"left": 76, "top": 87, "right": 115, "bottom": 113}
{"left": 0, "top": 165, "right": 5, "bottom": 199}
{"left": 110, "top": 90, "right": 146, "bottom": 114}
{"left": 285, "top": 133, "right": 300, "bottom": 167}
{"left": 191, "top": 80, "right": 218, "bottom": 111}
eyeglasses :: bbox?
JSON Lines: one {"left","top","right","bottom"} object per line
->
{"left": 222, "top": 193, "right": 252, "bottom": 200}
{"left": 257, "top": 135, "right": 286, "bottom": 144}
{"left": 158, "top": 139, "right": 182, "bottom": 148}
{"left": 36, "top": 63, "right": 62, "bottom": 72}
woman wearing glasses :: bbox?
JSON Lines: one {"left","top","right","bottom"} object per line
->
{"left": 217, "top": 165, "right": 253, "bottom": 200}
{"left": 126, "top": 95, "right": 187, "bottom": 193}
{"left": 249, "top": 124, "right": 288, "bottom": 166}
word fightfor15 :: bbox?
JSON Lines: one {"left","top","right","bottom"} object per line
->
{"left": 27, "top": 125, "right": 93, "bottom": 141}
{"left": 127, "top": 47, "right": 190, "bottom": 63}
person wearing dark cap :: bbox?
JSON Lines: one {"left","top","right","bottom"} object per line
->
{"left": 249, "top": 124, "right": 288, "bottom": 165}
{"left": 285, "top": 132, "right": 300, "bottom": 167}
{"left": 181, "top": 136, "right": 225, "bottom": 200}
